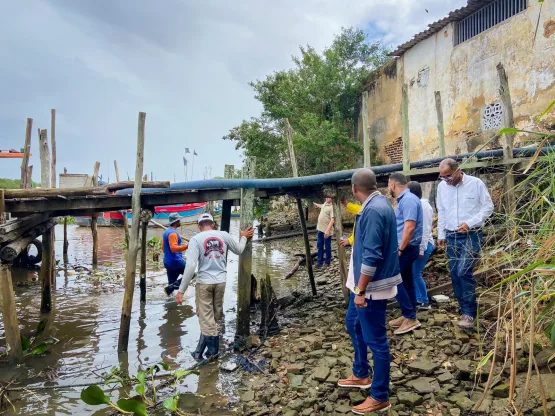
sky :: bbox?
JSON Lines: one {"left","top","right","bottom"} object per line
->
{"left": 0, "top": 0, "right": 467, "bottom": 183}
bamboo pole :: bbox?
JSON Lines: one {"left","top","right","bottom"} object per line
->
{"left": 285, "top": 118, "right": 316, "bottom": 295}
{"left": 91, "top": 162, "right": 100, "bottom": 267}
{"left": 331, "top": 186, "right": 350, "bottom": 305}
{"left": 235, "top": 157, "right": 255, "bottom": 348}
{"left": 118, "top": 112, "right": 146, "bottom": 353}
{"left": 39, "top": 129, "right": 53, "bottom": 313}
{"left": 361, "top": 91, "right": 371, "bottom": 168}
{"left": 0, "top": 263, "right": 22, "bottom": 361}
{"left": 114, "top": 160, "right": 130, "bottom": 246}
{"left": 20, "top": 118, "right": 33, "bottom": 189}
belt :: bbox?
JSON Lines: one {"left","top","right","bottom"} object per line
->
{"left": 446, "top": 228, "right": 481, "bottom": 235}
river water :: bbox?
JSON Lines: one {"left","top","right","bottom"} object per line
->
{"left": 0, "top": 220, "right": 299, "bottom": 415}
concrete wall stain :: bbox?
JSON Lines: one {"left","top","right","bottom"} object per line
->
{"left": 544, "top": 19, "right": 555, "bottom": 38}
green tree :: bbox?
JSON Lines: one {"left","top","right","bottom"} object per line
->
{"left": 223, "top": 27, "right": 390, "bottom": 178}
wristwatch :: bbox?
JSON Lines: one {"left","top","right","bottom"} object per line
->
{"left": 354, "top": 286, "right": 366, "bottom": 296}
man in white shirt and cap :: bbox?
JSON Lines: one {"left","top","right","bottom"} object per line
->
{"left": 436, "top": 158, "right": 494, "bottom": 329}
{"left": 176, "top": 213, "right": 254, "bottom": 359}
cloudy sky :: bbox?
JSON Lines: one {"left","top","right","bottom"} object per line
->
{"left": 0, "top": 0, "right": 466, "bottom": 183}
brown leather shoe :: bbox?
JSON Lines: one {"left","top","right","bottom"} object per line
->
{"left": 389, "top": 316, "right": 405, "bottom": 328}
{"left": 337, "top": 375, "right": 372, "bottom": 389}
{"left": 394, "top": 318, "right": 421, "bottom": 335}
{"left": 352, "top": 397, "right": 391, "bottom": 414}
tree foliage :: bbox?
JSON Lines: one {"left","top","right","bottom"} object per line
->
{"left": 223, "top": 27, "right": 390, "bottom": 178}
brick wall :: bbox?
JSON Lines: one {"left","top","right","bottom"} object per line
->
{"left": 384, "top": 137, "right": 403, "bottom": 163}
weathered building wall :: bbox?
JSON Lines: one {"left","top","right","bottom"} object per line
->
{"left": 361, "top": 0, "right": 555, "bottom": 164}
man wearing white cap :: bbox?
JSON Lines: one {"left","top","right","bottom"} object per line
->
{"left": 176, "top": 213, "right": 254, "bottom": 359}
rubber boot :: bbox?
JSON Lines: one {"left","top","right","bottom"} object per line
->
{"left": 205, "top": 335, "right": 220, "bottom": 359}
{"left": 191, "top": 334, "right": 207, "bottom": 360}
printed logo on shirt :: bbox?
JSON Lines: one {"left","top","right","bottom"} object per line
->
{"left": 203, "top": 237, "right": 225, "bottom": 257}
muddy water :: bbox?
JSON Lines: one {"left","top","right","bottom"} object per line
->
{"left": 0, "top": 220, "right": 298, "bottom": 415}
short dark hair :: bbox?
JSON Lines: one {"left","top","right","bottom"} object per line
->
{"left": 389, "top": 172, "right": 407, "bottom": 186}
{"left": 351, "top": 168, "right": 377, "bottom": 193}
{"left": 199, "top": 220, "right": 214, "bottom": 228}
{"left": 407, "top": 181, "right": 422, "bottom": 199}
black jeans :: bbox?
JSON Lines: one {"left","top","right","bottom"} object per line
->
{"left": 395, "top": 245, "right": 419, "bottom": 320}
{"left": 165, "top": 263, "right": 185, "bottom": 294}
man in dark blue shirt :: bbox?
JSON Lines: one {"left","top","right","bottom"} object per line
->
{"left": 388, "top": 173, "right": 423, "bottom": 335}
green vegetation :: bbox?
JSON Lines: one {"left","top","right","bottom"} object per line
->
{"left": 0, "top": 178, "right": 39, "bottom": 189}
{"left": 223, "top": 27, "right": 390, "bottom": 179}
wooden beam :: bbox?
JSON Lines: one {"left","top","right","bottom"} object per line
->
{"left": 0, "top": 263, "right": 22, "bottom": 362}
{"left": 118, "top": 112, "right": 146, "bottom": 353}
{"left": 114, "top": 161, "right": 131, "bottom": 246}
{"left": 0, "top": 213, "right": 50, "bottom": 244}
{"left": 497, "top": 62, "right": 516, "bottom": 216}
{"left": 434, "top": 91, "right": 446, "bottom": 157}
{"left": 401, "top": 84, "right": 410, "bottom": 174}
{"left": 0, "top": 219, "right": 57, "bottom": 262}
{"left": 361, "top": 91, "right": 371, "bottom": 168}
{"left": 20, "top": 118, "right": 33, "bottom": 189}
{"left": 331, "top": 186, "right": 350, "bottom": 305}
{"left": 236, "top": 157, "right": 255, "bottom": 348}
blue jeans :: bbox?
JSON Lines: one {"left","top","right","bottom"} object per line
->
{"left": 396, "top": 245, "right": 419, "bottom": 320}
{"left": 345, "top": 294, "right": 370, "bottom": 379}
{"left": 413, "top": 242, "right": 434, "bottom": 303}
{"left": 446, "top": 231, "right": 482, "bottom": 318}
{"left": 355, "top": 296, "right": 390, "bottom": 402}
{"left": 317, "top": 231, "right": 332, "bottom": 265}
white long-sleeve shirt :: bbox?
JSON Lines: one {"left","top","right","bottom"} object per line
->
{"left": 419, "top": 199, "right": 435, "bottom": 255}
{"left": 178, "top": 230, "right": 247, "bottom": 293}
{"left": 436, "top": 173, "right": 494, "bottom": 240}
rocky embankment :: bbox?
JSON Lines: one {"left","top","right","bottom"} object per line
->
{"left": 237, "top": 254, "right": 555, "bottom": 416}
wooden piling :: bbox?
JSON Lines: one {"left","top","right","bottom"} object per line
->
{"left": 51, "top": 110, "right": 57, "bottom": 188}
{"left": 285, "top": 118, "right": 316, "bottom": 295}
{"left": 0, "top": 263, "right": 22, "bottom": 361}
{"left": 20, "top": 118, "right": 33, "bottom": 189}
{"left": 331, "top": 186, "right": 350, "bottom": 305}
{"left": 434, "top": 92, "right": 446, "bottom": 157}
{"left": 401, "top": 84, "right": 410, "bottom": 174}
{"left": 221, "top": 164, "right": 234, "bottom": 232}
{"left": 118, "top": 112, "right": 146, "bottom": 353}
{"left": 114, "top": 160, "right": 131, "bottom": 246}
{"left": 235, "top": 157, "right": 255, "bottom": 348}
{"left": 139, "top": 210, "right": 152, "bottom": 304}
{"left": 39, "top": 129, "right": 53, "bottom": 313}
{"left": 496, "top": 62, "right": 516, "bottom": 216}
{"left": 63, "top": 217, "right": 69, "bottom": 264}
{"left": 91, "top": 162, "right": 100, "bottom": 266}
{"left": 361, "top": 91, "right": 371, "bottom": 168}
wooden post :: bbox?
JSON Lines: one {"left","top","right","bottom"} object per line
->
{"left": 0, "top": 263, "right": 22, "bottom": 361}
{"left": 118, "top": 112, "right": 146, "bottom": 353}
{"left": 221, "top": 164, "right": 234, "bottom": 232}
{"left": 20, "top": 118, "right": 33, "bottom": 189}
{"left": 26, "top": 166, "right": 33, "bottom": 189}
{"left": 361, "top": 91, "right": 371, "bottom": 168}
{"left": 496, "top": 62, "right": 516, "bottom": 216}
{"left": 139, "top": 210, "right": 152, "bottom": 304}
{"left": 63, "top": 217, "right": 69, "bottom": 264}
{"left": 39, "top": 129, "right": 53, "bottom": 313}
{"left": 51, "top": 110, "right": 56, "bottom": 188}
{"left": 114, "top": 161, "right": 131, "bottom": 246}
{"left": 91, "top": 162, "right": 100, "bottom": 266}
{"left": 297, "top": 198, "right": 317, "bottom": 296}
{"left": 285, "top": 118, "right": 316, "bottom": 295}
{"left": 401, "top": 84, "right": 410, "bottom": 174}
{"left": 434, "top": 91, "right": 446, "bottom": 157}
{"left": 331, "top": 186, "right": 350, "bottom": 305}
{"left": 235, "top": 157, "right": 255, "bottom": 348}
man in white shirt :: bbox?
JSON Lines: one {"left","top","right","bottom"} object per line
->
{"left": 436, "top": 159, "right": 494, "bottom": 329}
{"left": 313, "top": 198, "right": 335, "bottom": 268}
{"left": 176, "top": 213, "right": 254, "bottom": 359}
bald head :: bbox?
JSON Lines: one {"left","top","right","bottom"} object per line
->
{"left": 351, "top": 169, "right": 377, "bottom": 202}
{"left": 439, "top": 158, "right": 463, "bottom": 186}
{"left": 439, "top": 158, "right": 459, "bottom": 171}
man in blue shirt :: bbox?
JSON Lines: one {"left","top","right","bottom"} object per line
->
{"left": 388, "top": 173, "right": 423, "bottom": 335}
{"left": 338, "top": 168, "right": 400, "bottom": 415}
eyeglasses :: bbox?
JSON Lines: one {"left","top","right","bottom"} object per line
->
{"left": 438, "top": 174, "right": 454, "bottom": 182}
